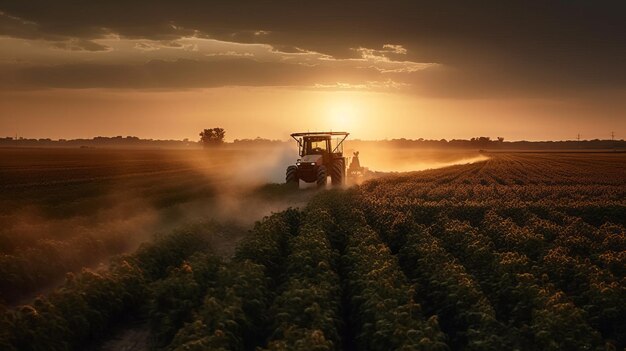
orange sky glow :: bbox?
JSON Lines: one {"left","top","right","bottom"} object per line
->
{"left": 0, "top": 2, "right": 624, "bottom": 141}
{"left": 2, "top": 88, "right": 623, "bottom": 141}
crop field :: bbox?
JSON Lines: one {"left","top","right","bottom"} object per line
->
{"left": 1, "top": 152, "right": 625, "bottom": 350}
{"left": 0, "top": 147, "right": 305, "bottom": 304}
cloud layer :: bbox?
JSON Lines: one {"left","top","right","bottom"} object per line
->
{"left": 1, "top": 1, "right": 625, "bottom": 97}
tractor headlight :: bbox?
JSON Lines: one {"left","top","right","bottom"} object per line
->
{"left": 296, "top": 162, "right": 301, "bottom": 166}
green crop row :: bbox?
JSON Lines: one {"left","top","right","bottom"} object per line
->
{"left": 0, "top": 231, "right": 209, "bottom": 351}
{"left": 163, "top": 211, "right": 298, "bottom": 350}
{"left": 148, "top": 252, "right": 223, "bottom": 347}
{"left": 166, "top": 260, "right": 269, "bottom": 351}
{"left": 339, "top": 208, "right": 449, "bottom": 351}
{"left": 263, "top": 208, "right": 342, "bottom": 350}
{"left": 431, "top": 219, "right": 604, "bottom": 351}
{"left": 398, "top": 224, "right": 514, "bottom": 350}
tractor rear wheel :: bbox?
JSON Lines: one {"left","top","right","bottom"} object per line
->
{"left": 286, "top": 165, "right": 298, "bottom": 186}
{"left": 331, "top": 159, "right": 345, "bottom": 186}
{"left": 317, "top": 165, "right": 327, "bottom": 187}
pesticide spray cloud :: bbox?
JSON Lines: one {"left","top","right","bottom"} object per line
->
{"left": 0, "top": 144, "right": 487, "bottom": 302}
{"left": 344, "top": 145, "right": 488, "bottom": 173}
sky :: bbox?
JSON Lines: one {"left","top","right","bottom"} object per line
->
{"left": 0, "top": 0, "right": 625, "bottom": 141}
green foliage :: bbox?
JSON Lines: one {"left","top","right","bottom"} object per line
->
{"left": 235, "top": 210, "right": 300, "bottom": 282}
{"left": 398, "top": 225, "right": 513, "bottom": 350}
{"left": 1, "top": 231, "right": 210, "bottom": 351}
{"left": 148, "top": 253, "right": 222, "bottom": 347}
{"left": 167, "top": 260, "right": 269, "bottom": 351}
{"left": 263, "top": 209, "right": 342, "bottom": 350}
{"left": 330, "top": 204, "right": 448, "bottom": 351}
{"left": 0, "top": 235, "right": 113, "bottom": 302}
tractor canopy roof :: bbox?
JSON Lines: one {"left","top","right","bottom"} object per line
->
{"left": 291, "top": 131, "right": 349, "bottom": 155}
{"left": 290, "top": 132, "right": 349, "bottom": 139}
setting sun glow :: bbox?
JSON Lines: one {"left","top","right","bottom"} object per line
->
{"left": 328, "top": 101, "right": 358, "bottom": 132}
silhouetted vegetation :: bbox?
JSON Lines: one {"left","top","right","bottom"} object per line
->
{"left": 199, "top": 128, "right": 226, "bottom": 147}
{"left": 0, "top": 135, "right": 196, "bottom": 148}
{"left": 349, "top": 137, "right": 626, "bottom": 151}
{"left": 1, "top": 134, "right": 624, "bottom": 150}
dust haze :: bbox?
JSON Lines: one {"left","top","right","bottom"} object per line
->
{"left": 344, "top": 144, "right": 487, "bottom": 173}
{"left": 0, "top": 144, "right": 484, "bottom": 302}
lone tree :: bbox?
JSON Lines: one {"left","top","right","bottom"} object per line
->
{"left": 199, "top": 128, "right": 225, "bottom": 147}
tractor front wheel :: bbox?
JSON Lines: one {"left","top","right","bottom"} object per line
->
{"left": 316, "top": 165, "right": 327, "bottom": 187}
{"left": 286, "top": 165, "right": 298, "bottom": 186}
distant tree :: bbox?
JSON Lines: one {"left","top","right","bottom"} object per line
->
{"left": 497, "top": 137, "right": 504, "bottom": 142}
{"left": 199, "top": 128, "right": 226, "bottom": 147}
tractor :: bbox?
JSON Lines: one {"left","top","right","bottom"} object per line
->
{"left": 286, "top": 132, "right": 348, "bottom": 187}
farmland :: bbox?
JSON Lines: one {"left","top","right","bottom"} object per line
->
{"left": 0, "top": 147, "right": 306, "bottom": 304}
{"left": 1, "top": 151, "right": 625, "bottom": 350}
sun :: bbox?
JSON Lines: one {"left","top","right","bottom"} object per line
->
{"left": 328, "top": 101, "right": 357, "bottom": 131}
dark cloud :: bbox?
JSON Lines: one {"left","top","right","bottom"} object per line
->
{"left": 0, "top": 1, "right": 625, "bottom": 96}
{"left": 0, "top": 59, "right": 387, "bottom": 90}
{"left": 0, "top": 10, "right": 64, "bottom": 40}
{"left": 405, "top": 60, "right": 626, "bottom": 99}
{"left": 4, "top": 57, "right": 622, "bottom": 99}
{"left": 50, "top": 39, "right": 110, "bottom": 51}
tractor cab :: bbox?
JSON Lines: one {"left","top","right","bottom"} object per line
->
{"left": 296, "top": 134, "right": 345, "bottom": 157}
{"left": 302, "top": 136, "right": 330, "bottom": 156}
{"left": 287, "top": 132, "right": 348, "bottom": 187}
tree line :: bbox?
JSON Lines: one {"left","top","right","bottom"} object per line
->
{"left": 1, "top": 131, "right": 624, "bottom": 150}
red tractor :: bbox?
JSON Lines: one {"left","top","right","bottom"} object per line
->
{"left": 286, "top": 132, "right": 348, "bottom": 187}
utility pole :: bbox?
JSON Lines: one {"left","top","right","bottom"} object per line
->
{"left": 577, "top": 133, "right": 581, "bottom": 142}
{"left": 611, "top": 131, "right": 615, "bottom": 141}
